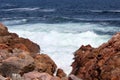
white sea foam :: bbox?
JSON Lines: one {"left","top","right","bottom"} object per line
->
{"left": 7, "top": 23, "right": 111, "bottom": 74}
{"left": 90, "top": 10, "right": 120, "bottom": 13}
{"left": 1, "top": 7, "right": 40, "bottom": 11}
{"left": 1, "top": 7, "right": 55, "bottom": 12}
{"left": 39, "top": 9, "right": 55, "bottom": 12}
{"left": 2, "top": 19, "right": 27, "bottom": 25}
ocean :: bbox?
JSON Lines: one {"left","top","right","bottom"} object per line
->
{"left": 0, "top": 0, "right": 120, "bottom": 74}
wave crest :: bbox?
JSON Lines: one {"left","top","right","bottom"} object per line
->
{"left": 90, "top": 10, "right": 120, "bottom": 13}
{"left": 1, "top": 7, "right": 55, "bottom": 12}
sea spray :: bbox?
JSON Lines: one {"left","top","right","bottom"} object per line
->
{"left": 7, "top": 22, "right": 111, "bottom": 74}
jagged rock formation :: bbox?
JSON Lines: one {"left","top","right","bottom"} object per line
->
{"left": 71, "top": 32, "right": 120, "bottom": 80}
{"left": 0, "top": 23, "right": 61, "bottom": 80}
{"left": 1, "top": 22, "right": 120, "bottom": 80}
{"left": 0, "top": 23, "right": 40, "bottom": 56}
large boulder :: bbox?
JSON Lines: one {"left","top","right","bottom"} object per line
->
{"left": 0, "top": 23, "right": 40, "bottom": 55}
{"left": 0, "top": 50, "right": 58, "bottom": 79}
{"left": 0, "top": 52, "right": 34, "bottom": 77}
{"left": 0, "top": 75, "right": 6, "bottom": 80}
{"left": 0, "top": 23, "right": 40, "bottom": 77}
{"left": 23, "top": 71, "right": 52, "bottom": 80}
{"left": 23, "top": 71, "right": 61, "bottom": 80}
{"left": 34, "top": 54, "right": 57, "bottom": 75}
{"left": 71, "top": 32, "right": 120, "bottom": 80}
{"left": 56, "top": 68, "right": 67, "bottom": 78}
{"left": 69, "top": 75, "right": 82, "bottom": 80}
{"left": 0, "top": 23, "right": 9, "bottom": 36}
{"left": 13, "top": 37, "right": 40, "bottom": 56}
{"left": 0, "top": 23, "right": 58, "bottom": 79}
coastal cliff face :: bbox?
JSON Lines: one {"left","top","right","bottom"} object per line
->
{"left": 0, "top": 23, "right": 66, "bottom": 80}
{"left": 71, "top": 32, "right": 120, "bottom": 80}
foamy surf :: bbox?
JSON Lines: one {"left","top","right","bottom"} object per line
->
{"left": 7, "top": 22, "right": 111, "bottom": 74}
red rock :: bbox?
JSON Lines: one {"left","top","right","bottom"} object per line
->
{"left": 61, "top": 77, "right": 68, "bottom": 80}
{"left": 69, "top": 75, "right": 82, "bottom": 80}
{"left": 13, "top": 43, "right": 29, "bottom": 52}
{"left": 0, "top": 50, "right": 12, "bottom": 61}
{"left": 0, "top": 23, "right": 58, "bottom": 80}
{"left": 0, "top": 24, "right": 58, "bottom": 79}
{"left": 17, "top": 38, "right": 40, "bottom": 56}
{"left": 34, "top": 54, "right": 57, "bottom": 75}
{"left": 56, "top": 68, "right": 66, "bottom": 78}
{"left": 0, "top": 52, "right": 34, "bottom": 77}
{"left": 0, "top": 44, "right": 8, "bottom": 49}
{"left": 71, "top": 32, "right": 120, "bottom": 80}
{"left": 0, "top": 23, "right": 40, "bottom": 55}
{"left": 0, "top": 23, "right": 9, "bottom": 36}
{"left": 23, "top": 71, "right": 53, "bottom": 80}
{"left": 51, "top": 76, "right": 61, "bottom": 80}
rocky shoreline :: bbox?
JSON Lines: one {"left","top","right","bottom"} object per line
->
{"left": 0, "top": 23, "right": 120, "bottom": 80}
{"left": 71, "top": 33, "right": 120, "bottom": 80}
{"left": 0, "top": 23, "right": 67, "bottom": 80}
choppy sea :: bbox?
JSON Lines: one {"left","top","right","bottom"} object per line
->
{"left": 0, "top": 0, "right": 120, "bottom": 74}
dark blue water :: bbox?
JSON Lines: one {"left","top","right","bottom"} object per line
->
{"left": 1, "top": 0, "right": 120, "bottom": 23}
{"left": 1, "top": 0, "right": 120, "bottom": 35}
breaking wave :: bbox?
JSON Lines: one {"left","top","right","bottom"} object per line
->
{"left": 7, "top": 22, "right": 112, "bottom": 74}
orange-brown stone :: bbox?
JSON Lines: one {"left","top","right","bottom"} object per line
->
{"left": 71, "top": 32, "right": 120, "bottom": 80}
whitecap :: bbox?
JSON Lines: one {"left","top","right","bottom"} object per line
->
{"left": 2, "top": 19, "right": 27, "bottom": 25}
{"left": 90, "top": 10, "right": 120, "bottom": 13}
{"left": 1, "top": 7, "right": 55, "bottom": 12}
{"left": 39, "top": 9, "right": 56, "bottom": 12}
{"left": 1, "top": 7, "right": 40, "bottom": 11}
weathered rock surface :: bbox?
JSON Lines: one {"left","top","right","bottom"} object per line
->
{"left": 2, "top": 22, "right": 120, "bottom": 80}
{"left": 0, "top": 23, "right": 40, "bottom": 56}
{"left": 0, "top": 75, "right": 6, "bottom": 80}
{"left": 34, "top": 54, "right": 57, "bottom": 75}
{"left": 69, "top": 75, "right": 82, "bottom": 80}
{"left": 56, "top": 68, "right": 67, "bottom": 78}
{"left": 0, "top": 23, "right": 9, "bottom": 36}
{"left": 0, "top": 52, "right": 34, "bottom": 77}
{"left": 23, "top": 71, "right": 61, "bottom": 80}
{"left": 71, "top": 32, "right": 120, "bottom": 80}
{"left": 0, "top": 23, "right": 58, "bottom": 79}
